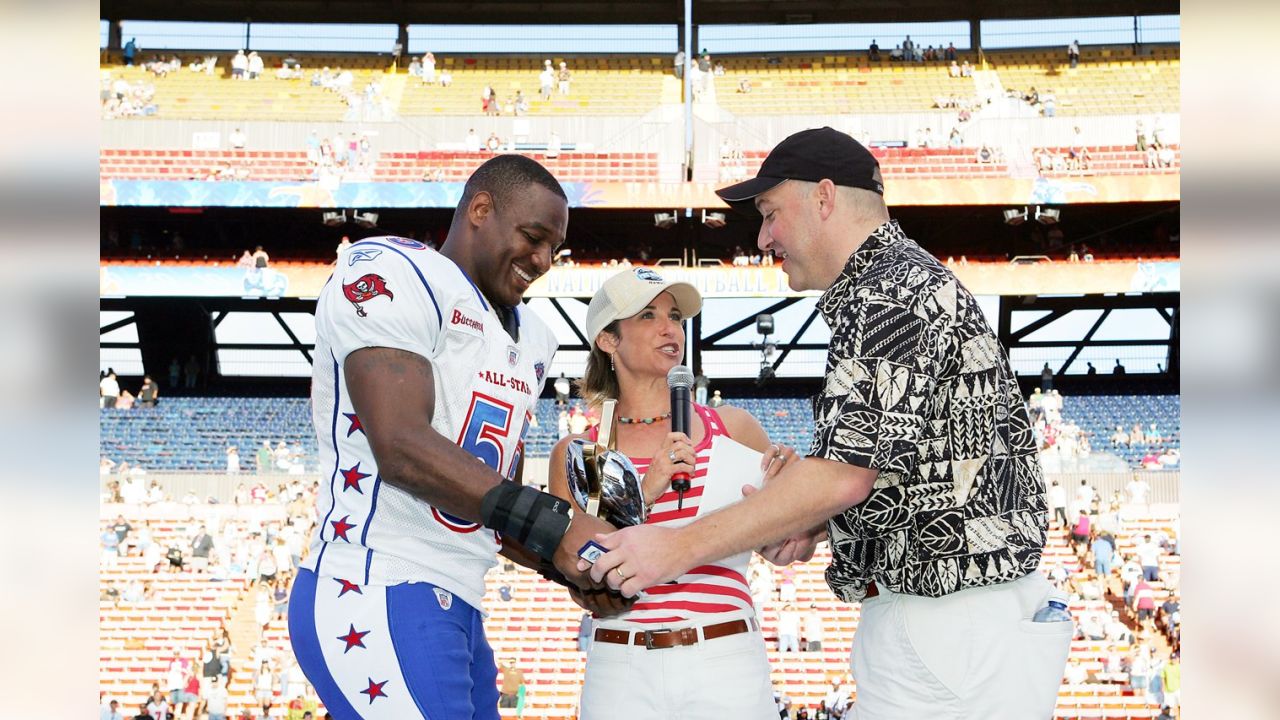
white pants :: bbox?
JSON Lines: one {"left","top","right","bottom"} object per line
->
{"left": 579, "top": 621, "right": 776, "bottom": 720}
{"left": 850, "top": 572, "right": 1071, "bottom": 720}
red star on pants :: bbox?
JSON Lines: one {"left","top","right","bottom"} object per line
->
{"left": 334, "top": 578, "right": 362, "bottom": 597}
{"left": 341, "top": 462, "right": 371, "bottom": 493}
{"left": 344, "top": 412, "right": 364, "bottom": 437}
{"left": 336, "top": 623, "right": 370, "bottom": 653}
{"left": 330, "top": 515, "right": 356, "bottom": 542}
{"left": 361, "top": 678, "right": 388, "bottom": 703}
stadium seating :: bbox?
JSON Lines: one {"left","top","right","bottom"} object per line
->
{"left": 1059, "top": 394, "right": 1181, "bottom": 467}
{"left": 99, "top": 395, "right": 1179, "bottom": 471}
{"left": 376, "top": 151, "right": 662, "bottom": 183}
{"left": 714, "top": 54, "right": 979, "bottom": 114}
{"left": 986, "top": 46, "right": 1180, "bottom": 116}
{"left": 102, "top": 60, "right": 379, "bottom": 122}
{"left": 100, "top": 499, "right": 1179, "bottom": 718}
{"left": 397, "top": 55, "right": 676, "bottom": 116}
{"left": 102, "top": 54, "right": 676, "bottom": 121}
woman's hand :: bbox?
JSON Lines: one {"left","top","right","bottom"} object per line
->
{"left": 641, "top": 432, "right": 696, "bottom": 506}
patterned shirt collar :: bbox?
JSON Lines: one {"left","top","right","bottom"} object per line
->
{"left": 817, "top": 220, "right": 908, "bottom": 323}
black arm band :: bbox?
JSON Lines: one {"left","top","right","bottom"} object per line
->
{"left": 480, "top": 482, "right": 572, "bottom": 562}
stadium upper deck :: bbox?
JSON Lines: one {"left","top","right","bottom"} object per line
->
{"left": 100, "top": 45, "right": 1178, "bottom": 121}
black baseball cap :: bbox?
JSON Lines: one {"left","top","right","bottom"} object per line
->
{"left": 715, "top": 127, "right": 883, "bottom": 213}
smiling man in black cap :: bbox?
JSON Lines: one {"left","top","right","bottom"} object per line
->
{"left": 585, "top": 127, "right": 1068, "bottom": 718}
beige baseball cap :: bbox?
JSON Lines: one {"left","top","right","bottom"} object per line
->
{"left": 585, "top": 268, "right": 702, "bottom": 346}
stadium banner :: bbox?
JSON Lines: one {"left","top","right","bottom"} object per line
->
{"left": 100, "top": 174, "right": 1180, "bottom": 209}
{"left": 101, "top": 260, "right": 1180, "bottom": 298}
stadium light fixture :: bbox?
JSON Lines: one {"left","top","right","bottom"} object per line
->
{"left": 701, "top": 210, "right": 727, "bottom": 229}
{"left": 653, "top": 211, "right": 678, "bottom": 230}
{"left": 755, "top": 313, "right": 774, "bottom": 335}
{"left": 1003, "top": 208, "right": 1028, "bottom": 226}
{"left": 1035, "top": 207, "right": 1061, "bottom": 225}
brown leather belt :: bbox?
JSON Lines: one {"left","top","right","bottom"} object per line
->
{"left": 864, "top": 580, "right": 879, "bottom": 600}
{"left": 593, "top": 618, "right": 759, "bottom": 650}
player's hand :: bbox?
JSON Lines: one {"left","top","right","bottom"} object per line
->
{"left": 641, "top": 432, "right": 696, "bottom": 503}
{"left": 566, "top": 584, "right": 636, "bottom": 618}
{"left": 553, "top": 512, "right": 616, "bottom": 589}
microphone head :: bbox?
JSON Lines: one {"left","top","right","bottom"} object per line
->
{"left": 667, "top": 365, "right": 694, "bottom": 390}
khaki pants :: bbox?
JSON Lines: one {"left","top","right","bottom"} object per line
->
{"left": 850, "top": 572, "right": 1072, "bottom": 719}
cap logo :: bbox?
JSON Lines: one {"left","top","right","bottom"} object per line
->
{"left": 634, "top": 268, "right": 665, "bottom": 283}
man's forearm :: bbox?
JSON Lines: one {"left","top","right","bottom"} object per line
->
{"left": 373, "top": 428, "right": 504, "bottom": 523}
{"left": 677, "top": 457, "right": 872, "bottom": 569}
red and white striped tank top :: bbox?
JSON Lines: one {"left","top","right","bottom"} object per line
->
{"left": 588, "top": 404, "right": 755, "bottom": 627}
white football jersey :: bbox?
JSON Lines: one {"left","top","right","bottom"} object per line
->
{"left": 304, "top": 235, "right": 557, "bottom": 612}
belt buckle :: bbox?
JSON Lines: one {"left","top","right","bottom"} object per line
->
{"left": 642, "top": 628, "right": 672, "bottom": 649}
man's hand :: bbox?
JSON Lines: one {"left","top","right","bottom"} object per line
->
{"left": 566, "top": 585, "right": 636, "bottom": 618}
{"left": 743, "top": 444, "right": 822, "bottom": 566}
{"left": 553, "top": 512, "right": 616, "bottom": 589}
{"left": 576, "top": 524, "right": 690, "bottom": 598}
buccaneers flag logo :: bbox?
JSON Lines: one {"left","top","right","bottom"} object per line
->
{"left": 342, "top": 274, "right": 394, "bottom": 316}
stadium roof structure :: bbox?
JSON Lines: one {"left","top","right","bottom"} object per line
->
{"left": 102, "top": 0, "right": 1179, "bottom": 26}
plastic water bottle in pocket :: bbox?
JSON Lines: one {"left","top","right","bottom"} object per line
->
{"left": 1032, "top": 590, "right": 1073, "bottom": 622}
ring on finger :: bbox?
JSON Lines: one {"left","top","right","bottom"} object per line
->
{"left": 614, "top": 566, "right": 627, "bottom": 580}
{"left": 668, "top": 450, "right": 677, "bottom": 463}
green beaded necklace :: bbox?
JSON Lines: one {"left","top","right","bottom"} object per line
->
{"left": 617, "top": 412, "right": 672, "bottom": 425}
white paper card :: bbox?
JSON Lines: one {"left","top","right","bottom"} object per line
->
{"left": 697, "top": 435, "right": 765, "bottom": 518}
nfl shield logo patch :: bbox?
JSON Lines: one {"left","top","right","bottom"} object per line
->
{"left": 433, "top": 587, "right": 453, "bottom": 610}
{"left": 534, "top": 362, "right": 545, "bottom": 382}
{"left": 508, "top": 346, "right": 519, "bottom": 366}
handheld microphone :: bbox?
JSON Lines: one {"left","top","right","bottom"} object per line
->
{"left": 667, "top": 365, "right": 695, "bottom": 509}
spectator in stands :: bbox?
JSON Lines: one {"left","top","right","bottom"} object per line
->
{"left": 1070, "top": 508, "right": 1091, "bottom": 551}
{"left": 777, "top": 602, "right": 801, "bottom": 652}
{"left": 539, "top": 59, "right": 555, "bottom": 100}
{"left": 1091, "top": 532, "right": 1115, "bottom": 577}
{"left": 230, "top": 50, "right": 247, "bottom": 79}
{"left": 1159, "top": 447, "right": 1180, "bottom": 467}
{"left": 253, "top": 660, "right": 276, "bottom": 717}
{"left": 945, "top": 42, "right": 957, "bottom": 61}
{"left": 546, "top": 130, "right": 562, "bottom": 159}
{"left": 100, "top": 371, "right": 120, "bottom": 408}
{"left": 1126, "top": 475, "right": 1151, "bottom": 508}
{"left": 514, "top": 90, "right": 530, "bottom": 116}
{"left": 1041, "top": 362, "right": 1054, "bottom": 391}
{"left": 202, "top": 675, "right": 228, "bottom": 720}
{"left": 137, "top": 375, "right": 158, "bottom": 407}
{"left": 708, "top": 389, "right": 724, "bottom": 407}
{"left": 1136, "top": 534, "right": 1162, "bottom": 581}
{"left": 1048, "top": 480, "right": 1068, "bottom": 527}
{"left": 464, "top": 127, "right": 481, "bottom": 152}
{"left": 674, "top": 49, "right": 685, "bottom": 79}
{"left": 549, "top": 267, "right": 790, "bottom": 718}
{"left": 1068, "top": 40, "right": 1081, "bottom": 68}
{"left": 123, "top": 38, "right": 139, "bottom": 66}
{"left": 803, "top": 603, "right": 826, "bottom": 651}
{"left": 903, "top": 35, "right": 915, "bottom": 61}
{"left": 1114, "top": 358, "right": 1126, "bottom": 374}
{"left": 247, "top": 51, "right": 264, "bottom": 80}
{"left": 183, "top": 354, "right": 200, "bottom": 389}
{"left": 822, "top": 678, "right": 850, "bottom": 718}
{"left": 1111, "top": 425, "right": 1130, "bottom": 447}
{"left": 868, "top": 39, "right": 880, "bottom": 61}
{"left": 1130, "top": 422, "right": 1146, "bottom": 445}
{"left": 975, "top": 143, "right": 995, "bottom": 163}
{"left": 498, "top": 658, "right": 525, "bottom": 709}
{"left": 557, "top": 60, "right": 572, "bottom": 95}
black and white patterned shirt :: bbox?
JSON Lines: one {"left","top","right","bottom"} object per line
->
{"left": 811, "top": 220, "right": 1047, "bottom": 603}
